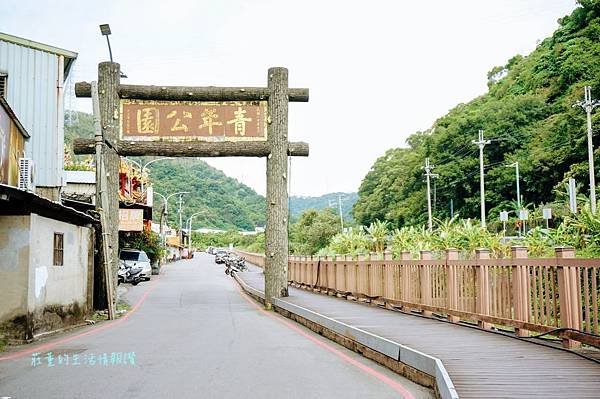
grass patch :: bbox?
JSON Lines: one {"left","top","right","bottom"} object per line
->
{"left": 117, "top": 301, "right": 131, "bottom": 313}
{"left": 0, "top": 339, "right": 6, "bottom": 352}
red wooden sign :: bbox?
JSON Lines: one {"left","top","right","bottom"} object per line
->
{"left": 120, "top": 100, "right": 268, "bottom": 141}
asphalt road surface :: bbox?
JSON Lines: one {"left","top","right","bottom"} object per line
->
{"left": 0, "top": 253, "right": 432, "bottom": 399}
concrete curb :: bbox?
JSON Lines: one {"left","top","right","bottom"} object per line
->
{"left": 234, "top": 273, "right": 459, "bottom": 399}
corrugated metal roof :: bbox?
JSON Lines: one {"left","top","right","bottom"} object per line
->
{"left": 0, "top": 32, "right": 77, "bottom": 77}
{"left": 0, "top": 40, "right": 63, "bottom": 187}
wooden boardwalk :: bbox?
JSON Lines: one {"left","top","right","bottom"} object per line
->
{"left": 237, "top": 271, "right": 600, "bottom": 398}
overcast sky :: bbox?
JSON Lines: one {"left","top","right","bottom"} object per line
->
{"left": 1, "top": 0, "right": 578, "bottom": 196}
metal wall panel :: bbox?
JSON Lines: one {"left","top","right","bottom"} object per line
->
{"left": 0, "top": 40, "right": 62, "bottom": 188}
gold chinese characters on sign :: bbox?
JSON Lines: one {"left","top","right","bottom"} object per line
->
{"left": 120, "top": 100, "right": 268, "bottom": 141}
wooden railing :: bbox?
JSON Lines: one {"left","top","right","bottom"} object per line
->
{"left": 234, "top": 247, "right": 600, "bottom": 348}
{"left": 233, "top": 249, "right": 265, "bottom": 268}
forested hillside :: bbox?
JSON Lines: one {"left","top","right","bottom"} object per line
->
{"left": 353, "top": 1, "right": 600, "bottom": 228}
{"left": 148, "top": 160, "right": 266, "bottom": 230}
{"left": 290, "top": 192, "right": 358, "bottom": 221}
{"left": 64, "top": 111, "right": 266, "bottom": 231}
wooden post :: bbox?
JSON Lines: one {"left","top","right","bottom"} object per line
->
{"left": 420, "top": 250, "right": 432, "bottom": 317}
{"left": 556, "top": 247, "right": 581, "bottom": 349}
{"left": 475, "top": 248, "right": 491, "bottom": 329}
{"left": 446, "top": 248, "right": 460, "bottom": 323}
{"left": 97, "top": 62, "right": 120, "bottom": 316}
{"left": 401, "top": 251, "right": 412, "bottom": 311}
{"left": 264, "top": 67, "right": 290, "bottom": 308}
{"left": 383, "top": 251, "right": 394, "bottom": 309}
{"left": 511, "top": 246, "right": 530, "bottom": 337}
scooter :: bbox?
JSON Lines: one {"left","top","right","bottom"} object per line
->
{"left": 225, "top": 256, "right": 248, "bottom": 276}
{"left": 118, "top": 262, "right": 143, "bottom": 286}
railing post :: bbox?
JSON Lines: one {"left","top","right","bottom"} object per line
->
{"left": 556, "top": 246, "right": 581, "bottom": 349}
{"left": 511, "top": 246, "right": 530, "bottom": 337}
{"left": 401, "top": 251, "right": 412, "bottom": 311}
{"left": 446, "top": 248, "right": 460, "bottom": 323}
{"left": 325, "top": 255, "right": 334, "bottom": 294}
{"left": 314, "top": 256, "right": 321, "bottom": 291}
{"left": 475, "top": 248, "right": 491, "bottom": 329}
{"left": 383, "top": 251, "right": 394, "bottom": 309}
{"left": 335, "top": 254, "right": 345, "bottom": 295}
{"left": 420, "top": 250, "right": 432, "bottom": 317}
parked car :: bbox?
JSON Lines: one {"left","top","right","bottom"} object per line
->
{"left": 120, "top": 249, "right": 152, "bottom": 281}
{"left": 215, "top": 250, "right": 228, "bottom": 264}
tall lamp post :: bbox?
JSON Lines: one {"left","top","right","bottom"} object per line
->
{"left": 573, "top": 86, "right": 599, "bottom": 214}
{"left": 99, "top": 24, "right": 113, "bottom": 62}
{"left": 506, "top": 161, "right": 522, "bottom": 236}
{"left": 99, "top": 24, "right": 127, "bottom": 77}
{"left": 124, "top": 157, "right": 174, "bottom": 194}
{"left": 186, "top": 211, "right": 209, "bottom": 256}
{"left": 154, "top": 191, "right": 189, "bottom": 262}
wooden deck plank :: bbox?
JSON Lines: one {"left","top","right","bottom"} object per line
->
{"left": 237, "top": 272, "right": 600, "bottom": 398}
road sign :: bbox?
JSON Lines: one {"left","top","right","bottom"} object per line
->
{"left": 120, "top": 100, "right": 268, "bottom": 142}
{"left": 500, "top": 211, "right": 509, "bottom": 222}
{"left": 542, "top": 208, "right": 552, "bottom": 219}
{"left": 519, "top": 209, "right": 529, "bottom": 220}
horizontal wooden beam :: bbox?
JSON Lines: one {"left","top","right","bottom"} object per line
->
{"left": 75, "top": 82, "right": 309, "bottom": 102}
{"left": 73, "top": 138, "right": 309, "bottom": 157}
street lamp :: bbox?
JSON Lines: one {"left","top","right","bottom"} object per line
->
{"left": 99, "top": 24, "right": 113, "bottom": 62}
{"left": 153, "top": 190, "right": 189, "bottom": 228}
{"left": 154, "top": 191, "right": 189, "bottom": 258}
{"left": 573, "top": 86, "right": 599, "bottom": 214}
{"left": 99, "top": 23, "right": 127, "bottom": 78}
{"left": 186, "top": 210, "right": 210, "bottom": 255}
{"left": 124, "top": 157, "right": 174, "bottom": 194}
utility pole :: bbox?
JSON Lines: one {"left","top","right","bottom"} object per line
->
{"left": 329, "top": 195, "right": 346, "bottom": 233}
{"left": 506, "top": 161, "right": 521, "bottom": 236}
{"left": 178, "top": 193, "right": 184, "bottom": 246}
{"left": 423, "top": 158, "right": 438, "bottom": 231}
{"left": 432, "top": 174, "right": 438, "bottom": 212}
{"left": 573, "top": 86, "right": 599, "bottom": 214}
{"left": 473, "top": 130, "right": 491, "bottom": 228}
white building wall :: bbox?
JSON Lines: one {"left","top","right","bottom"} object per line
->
{"left": 0, "top": 40, "right": 64, "bottom": 188}
{"left": 27, "top": 214, "right": 90, "bottom": 312}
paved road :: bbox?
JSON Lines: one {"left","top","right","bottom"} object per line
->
{"left": 0, "top": 253, "right": 431, "bottom": 399}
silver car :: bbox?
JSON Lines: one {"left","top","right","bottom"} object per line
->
{"left": 119, "top": 249, "right": 152, "bottom": 281}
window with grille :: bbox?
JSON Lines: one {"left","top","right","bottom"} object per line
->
{"left": 0, "top": 74, "right": 6, "bottom": 98}
{"left": 53, "top": 233, "right": 64, "bottom": 266}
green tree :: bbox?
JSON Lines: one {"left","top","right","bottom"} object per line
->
{"left": 289, "top": 209, "right": 341, "bottom": 255}
{"left": 353, "top": 1, "right": 600, "bottom": 229}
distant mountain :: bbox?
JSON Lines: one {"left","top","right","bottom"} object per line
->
{"left": 64, "top": 112, "right": 266, "bottom": 231}
{"left": 290, "top": 192, "right": 358, "bottom": 222}
{"left": 148, "top": 160, "right": 265, "bottom": 231}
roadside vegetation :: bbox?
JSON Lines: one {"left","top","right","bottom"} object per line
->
{"left": 352, "top": 1, "right": 600, "bottom": 230}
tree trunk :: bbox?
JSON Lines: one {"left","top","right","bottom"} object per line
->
{"left": 264, "top": 67, "right": 290, "bottom": 308}
{"left": 98, "top": 62, "right": 121, "bottom": 310}
{"left": 75, "top": 82, "right": 309, "bottom": 102}
{"left": 73, "top": 138, "right": 309, "bottom": 157}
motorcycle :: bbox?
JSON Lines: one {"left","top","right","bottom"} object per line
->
{"left": 118, "top": 262, "right": 143, "bottom": 286}
{"left": 224, "top": 255, "right": 247, "bottom": 276}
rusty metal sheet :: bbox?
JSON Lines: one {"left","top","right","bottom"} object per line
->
{"left": 120, "top": 99, "right": 268, "bottom": 142}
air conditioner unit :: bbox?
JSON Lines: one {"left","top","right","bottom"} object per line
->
{"left": 18, "top": 158, "right": 34, "bottom": 191}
